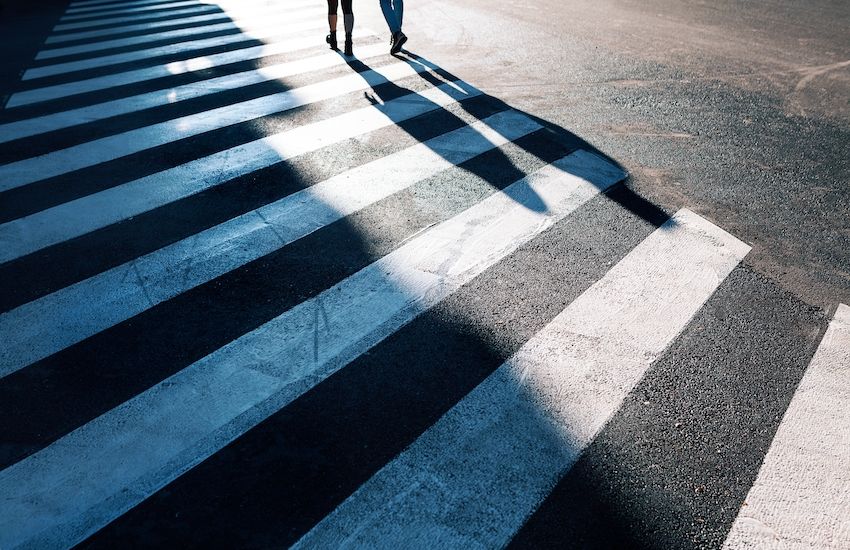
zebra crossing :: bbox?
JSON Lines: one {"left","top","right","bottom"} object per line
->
{"left": 0, "top": 0, "right": 847, "bottom": 548}
{"left": 295, "top": 209, "right": 749, "bottom": 548}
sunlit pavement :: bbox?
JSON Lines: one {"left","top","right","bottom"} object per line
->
{"left": 0, "top": 0, "right": 848, "bottom": 547}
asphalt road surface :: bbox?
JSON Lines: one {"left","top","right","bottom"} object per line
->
{"left": 0, "top": 0, "right": 848, "bottom": 548}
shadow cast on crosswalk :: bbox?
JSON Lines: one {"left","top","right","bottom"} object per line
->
{"left": 354, "top": 50, "right": 673, "bottom": 222}
{"left": 0, "top": 0, "right": 837, "bottom": 548}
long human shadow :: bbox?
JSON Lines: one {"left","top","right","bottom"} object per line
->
{"left": 346, "top": 50, "right": 670, "bottom": 227}
{"left": 51, "top": 8, "right": 812, "bottom": 550}
{"left": 0, "top": 1, "right": 747, "bottom": 548}
{"left": 76, "top": 22, "right": 684, "bottom": 550}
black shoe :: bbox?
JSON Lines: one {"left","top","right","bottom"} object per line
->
{"left": 326, "top": 32, "right": 338, "bottom": 50}
{"left": 390, "top": 31, "right": 407, "bottom": 54}
{"left": 344, "top": 36, "right": 353, "bottom": 56}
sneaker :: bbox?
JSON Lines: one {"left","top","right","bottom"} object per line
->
{"left": 390, "top": 31, "right": 407, "bottom": 54}
{"left": 326, "top": 32, "right": 338, "bottom": 50}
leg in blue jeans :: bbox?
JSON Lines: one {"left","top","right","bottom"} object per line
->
{"left": 379, "top": 0, "right": 403, "bottom": 34}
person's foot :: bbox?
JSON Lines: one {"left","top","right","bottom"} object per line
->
{"left": 344, "top": 36, "right": 353, "bottom": 56}
{"left": 326, "top": 31, "right": 338, "bottom": 50}
{"left": 390, "top": 31, "right": 407, "bottom": 54}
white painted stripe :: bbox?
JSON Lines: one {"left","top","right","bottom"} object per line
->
{"left": 0, "top": 77, "right": 474, "bottom": 263}
{"left": 63, "top": 2, "right": 210, "bottom": 18}
{"left": 723, "top": 304, "right": 850, "bottom": 550}
{"left": 60, "top": 0, "right": 206, "bottom": 20}
{"left": 0, "top": 60, "right": 429, "bottom": 192}
{"left": 39, "top": 7, "right": 321, "bottom": 60}
{"left": 1, "top": 40, "right": 384, "bottom": 141}
{"left": 47, "top": 3, "right": 321, "bottom": 44}
{"left": 67, "top": 0, "right": 162, "bottom": 8}
{"left": 23, "top": 19, "right": 324, "bottom": 80}
{"left": 0, "top": 149, "right": 625, "bottom": 549}
{"left": 9, "top": 29, "right": 373, "bottom": 107}
{"left": 294, "top": 209, "right": 750, "bottom": 549}
{"left": 67, "top": 0, "right": 126, "bottom": 6}
{"left": 54, "top": 5, "right": 223, "bottom": 32}
{"left": 67, "top": 0, "right": 149, "bottom": 6}
{"left": 61, "top": 0, "right": 305, "bottom": 19}
{"left": 65, "top": 0, "right": 193, "bottom": 14}
{"left": 63, "top": 0, "right": 290, "bottom": 12}
{"left": 0, "top": 110, "right": 541, "bottom": 377}
{"left": 68, "top": 0, "right": 149, "bottom": 7}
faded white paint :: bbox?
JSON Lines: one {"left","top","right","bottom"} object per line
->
{"left": 723, "top": 304, "right": 850, "bottom": 550}
{"left": 0, "top": 151, "right": 625, "bottom": 549}
{"left": 0, "top": 110, "right": 541, "bottom": 376}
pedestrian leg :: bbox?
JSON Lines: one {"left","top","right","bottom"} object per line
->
{"left": 326, "top": 0, "right": 339, "bottom": 50}
{"left": 388, "top": 0, "right": 407, "bottom": 54}
{"left": 342, "top": 0, "right": 354, "bottom": 56}
{"left": 379, "top": 0, "right": 400, "bottom": 34}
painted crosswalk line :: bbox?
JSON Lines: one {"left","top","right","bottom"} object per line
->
{"left": 39, "top": 6, "right": 323, "bottom": 60}
{"left": 0, "top": 151, "right": 626, "bottom": 549}
{"left": 58, "top": 0, "right": 307, "bottom": 24}
{"left": 24, "top": 19, "right": 326, "bottom": 79}
{"left": 67, "top": 0, "right": 160, "bottom": 8}
{"left": 0, "top": 60, "right": 435, "bottom": 192}
{"left": 63, "top": 0, "right": 197, "bottom": 15}
{"left": 47, "top": 2, "right": 321, "bottom": 44}
{"left": 65, "top": 0, "right": 170, "bottom": 9}
{"left": 54, "top": 4, "right": 232, "bottom": 32}
{"left": 0, "top": 110, "right": 541, "bottom": 377}
{"left": 294, "top": 209, "right": 750, "bottom": 548}
{"left": 723, "top": 304, "right": 850, "bottom": 550}
{"left": 51, "top": 11, "right": 249, "bottom": 44}
{"left": 2, "top": 0, "right": 839, "bottom": 547}
{"left": 9, "top": 28, "right": 374, "bottom": 107}
{"left": 62, "top": 0, "right": 288, "bottom": 18}
{"left": 0, "top": 78, "right": 477, "bottom": 264}
{"left": 1, "top": 40, "right": 385, "bottom": 141}
{"left": 60, "top": 0, "right": 215, "bottom": 21}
